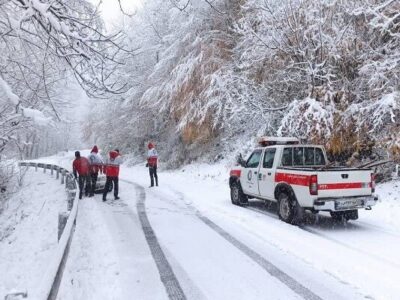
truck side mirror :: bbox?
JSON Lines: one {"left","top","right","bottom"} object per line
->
{"left": 237, "top": 153, "right": 246, "bottom": 167}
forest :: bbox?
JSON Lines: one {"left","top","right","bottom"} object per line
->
{"left": 1, "top": 0, "right": 399, "bottom": 205}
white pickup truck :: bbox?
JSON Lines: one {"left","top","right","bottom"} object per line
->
{"left": 229, "top": 137, "right": 378, "bottom": 224}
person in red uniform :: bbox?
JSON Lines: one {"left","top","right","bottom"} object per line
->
{"left": 103, "top": 149, "right": 122, "bottom": 201}
{"left": 72, "top": 151, "right": 90, "bottom": 199}
{"left": 147, "top": 143, "right": 158, "bottom": 187}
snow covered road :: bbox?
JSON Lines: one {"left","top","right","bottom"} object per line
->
{"left": 58, "top": 177, "right": 399, "bottom": 300}
{"left": 31, "top": 153, "right": 400, "bottom": 299}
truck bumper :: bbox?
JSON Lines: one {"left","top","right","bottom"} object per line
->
{"left": 313, "top": 195, "right": 378, "bottom": 212}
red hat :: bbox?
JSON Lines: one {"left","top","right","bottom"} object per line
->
{"left": 148, "top": 142, "right": 154, "bottom": 149}
{"left": 110, "top": 150, "right": 119, "bottom": 159}
{"left": 91, "top": 145, "right": 98, "bottom": 153}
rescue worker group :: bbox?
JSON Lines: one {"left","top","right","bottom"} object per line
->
{"left": 72, "top": 143, "right": 158, "bottom": 201}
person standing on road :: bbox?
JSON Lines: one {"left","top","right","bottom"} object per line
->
{"left": 103, "top": 149, "right": 122, "bottom": 201}
{"left": 147, "top": 142, "right": 158, "bottom": 187}
{"left": 88, "top": 145, "right": 103, "bottom": 197}
{"left": 72, "top": 151, "right": 90, "bottom": 199}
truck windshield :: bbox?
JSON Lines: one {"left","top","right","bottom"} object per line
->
{"left": 246, "top": 150, "right": 262, "bottom": 168}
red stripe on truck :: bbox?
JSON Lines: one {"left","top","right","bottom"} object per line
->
{"left": 275, "top": 173, "right": 368, "bottom": 190}
{"left": 318, "top": 182, "right": 366, "bottom": 190}
{"left": 275, "top": 173, "right": 310, "bottom": 186}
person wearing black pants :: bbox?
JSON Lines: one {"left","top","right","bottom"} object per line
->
{"left": 103, "top": 149, "right": 122, "bottom": 201}
{"left": 149, "top": 166, "right": 158, "bottom": 187}
{"left": 78, "top": 175, "right": 90, "bottom": 197}
{"left": 147, "top": 142, "right": 158, "bottom": 187}
{"left": 103, "top": 176, "right": 119, "bottom": 199}
{"left": 72, "top": 151, "right": 90, "bottom": 199}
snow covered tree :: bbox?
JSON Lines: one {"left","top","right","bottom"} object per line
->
{"left": 88, "top": 0, "right": 399, "bottom": 166}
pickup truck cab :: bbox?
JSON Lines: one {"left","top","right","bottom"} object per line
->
{"left": 229, "top": 137, "right": 378, "bottom": 224}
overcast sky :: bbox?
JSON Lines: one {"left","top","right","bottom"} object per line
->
{"left": 90, "top": 0, "right": 143, "bottom": 26}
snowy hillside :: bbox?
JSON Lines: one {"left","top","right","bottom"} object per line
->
{"left": 82, "top": 0, "right": 400, "bottom": 167}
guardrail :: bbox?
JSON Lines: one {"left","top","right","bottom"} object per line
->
{"left": 5, "top": 162, "right": 79, "bottom": 300}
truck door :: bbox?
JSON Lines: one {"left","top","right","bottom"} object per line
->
{"left": 242, "top": 149, "right": 262, "bottom": 196}
{"left": 258, "top": 148, "right": 277, "bottom": 200}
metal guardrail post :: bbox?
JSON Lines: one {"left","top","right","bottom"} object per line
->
{"left": 56, "top": 168, "right": 60, "bottom": 180}
{"left": 67, "top": 176, "right": 76, "bottom": 190}
{"left": 51, "top": 165, "right": 54, "bottom": 176}
{"left": 35, "top": 163, "right": 38, "bottom": 172}
{"left": 67, "top": 190, "right": 76, "bottom": 211}
{"left": 58, "top": 212, "right": 69, "bottom": 241}
{"left": 65, "top": 174, "right": 69, "bottom": 188}
{"left": 43, "top": 165, "right": 46, "bottom": 173}
{"left": 61, "top": 171, "right": 65, "bottom": 185}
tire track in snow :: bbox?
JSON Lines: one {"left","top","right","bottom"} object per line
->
{"left": 196, "top": 213, "right": 322, "bottom": 300}
{"left": 247, "top": 205, "right": 400, "bottom": 270}
{"left": 123, "top": 180, "right": 186, "bottom": 300}
{"left": 125, "top": 181, "right": 322, "bottom": 300}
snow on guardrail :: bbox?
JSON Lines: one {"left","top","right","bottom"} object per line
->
{"left": 5, "top": 162, "right": 79, "bottom": 300}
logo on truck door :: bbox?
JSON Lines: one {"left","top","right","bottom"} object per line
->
{"left": 247, "top": 170, "right": 252, "bottom": 181}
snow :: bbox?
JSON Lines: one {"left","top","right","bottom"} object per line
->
{"left": 21, "top": 107, "right": 51, "bottom": 126}
{"left": 0, "top": 168, "right": 66, "bottom": 298}
{"left": 119, "top": 163, "right": 400, "bottom": 300}
{"left": 277, "top": 97, "right": 335, "bottom": 138}
{"left": 3, "top": 151, "right": 400, "bottom": 299}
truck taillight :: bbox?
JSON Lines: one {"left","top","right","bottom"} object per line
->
{"left": 309, "top": 175, "right": 318, "bottom": 195}
{"left": 371, "top": 173, "right": 375, "bottom": 193}
{"left": 230, "top": 169, "right": 241, "bottom": 177}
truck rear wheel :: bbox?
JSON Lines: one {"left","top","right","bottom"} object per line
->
{"left": 277, "top": 191, "right": 304, "bottom": 224}
{"left": 230, "top": 181, "right": 248, "bottom": 206}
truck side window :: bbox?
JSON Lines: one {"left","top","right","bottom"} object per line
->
{"left": 293, "top": 147, "right": 304, "bottom": 166}
{"left": 315, "top": 148, "right": 326, "bottom": 165}
{"left": 246, "top": 150, "right": 262, "bottom": 168}
{"left": 281, "top": 148, "right": 293, "bottom": 166}
{"left": 304, "top": 147, "right": 315, "bottom": 165}
{"left": 263, "top": 148, "right": 276, "bottom": 169}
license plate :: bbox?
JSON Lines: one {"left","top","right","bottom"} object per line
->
{"left": 335, "top": 198, "right": 364, "bottom": 210}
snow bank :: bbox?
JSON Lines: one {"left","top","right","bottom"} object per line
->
{"left": 0, "top": 169, "right": 66, "bottom": 298}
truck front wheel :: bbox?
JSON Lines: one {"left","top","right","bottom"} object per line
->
{"left": 230, "top": 181, "right": 248, "bottom": 206}
{"left": 277, "top": 191, "right": 304, "bottom": 224}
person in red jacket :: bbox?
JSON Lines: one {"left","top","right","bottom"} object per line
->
{"left": 72, "top": 151, "right": 90, "bottom": 199}
{"left": 147, "top": 142, "right": 158, "bottom": 187}
{"left": 103, "top": 149, "right": 122, "bottom": 201}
